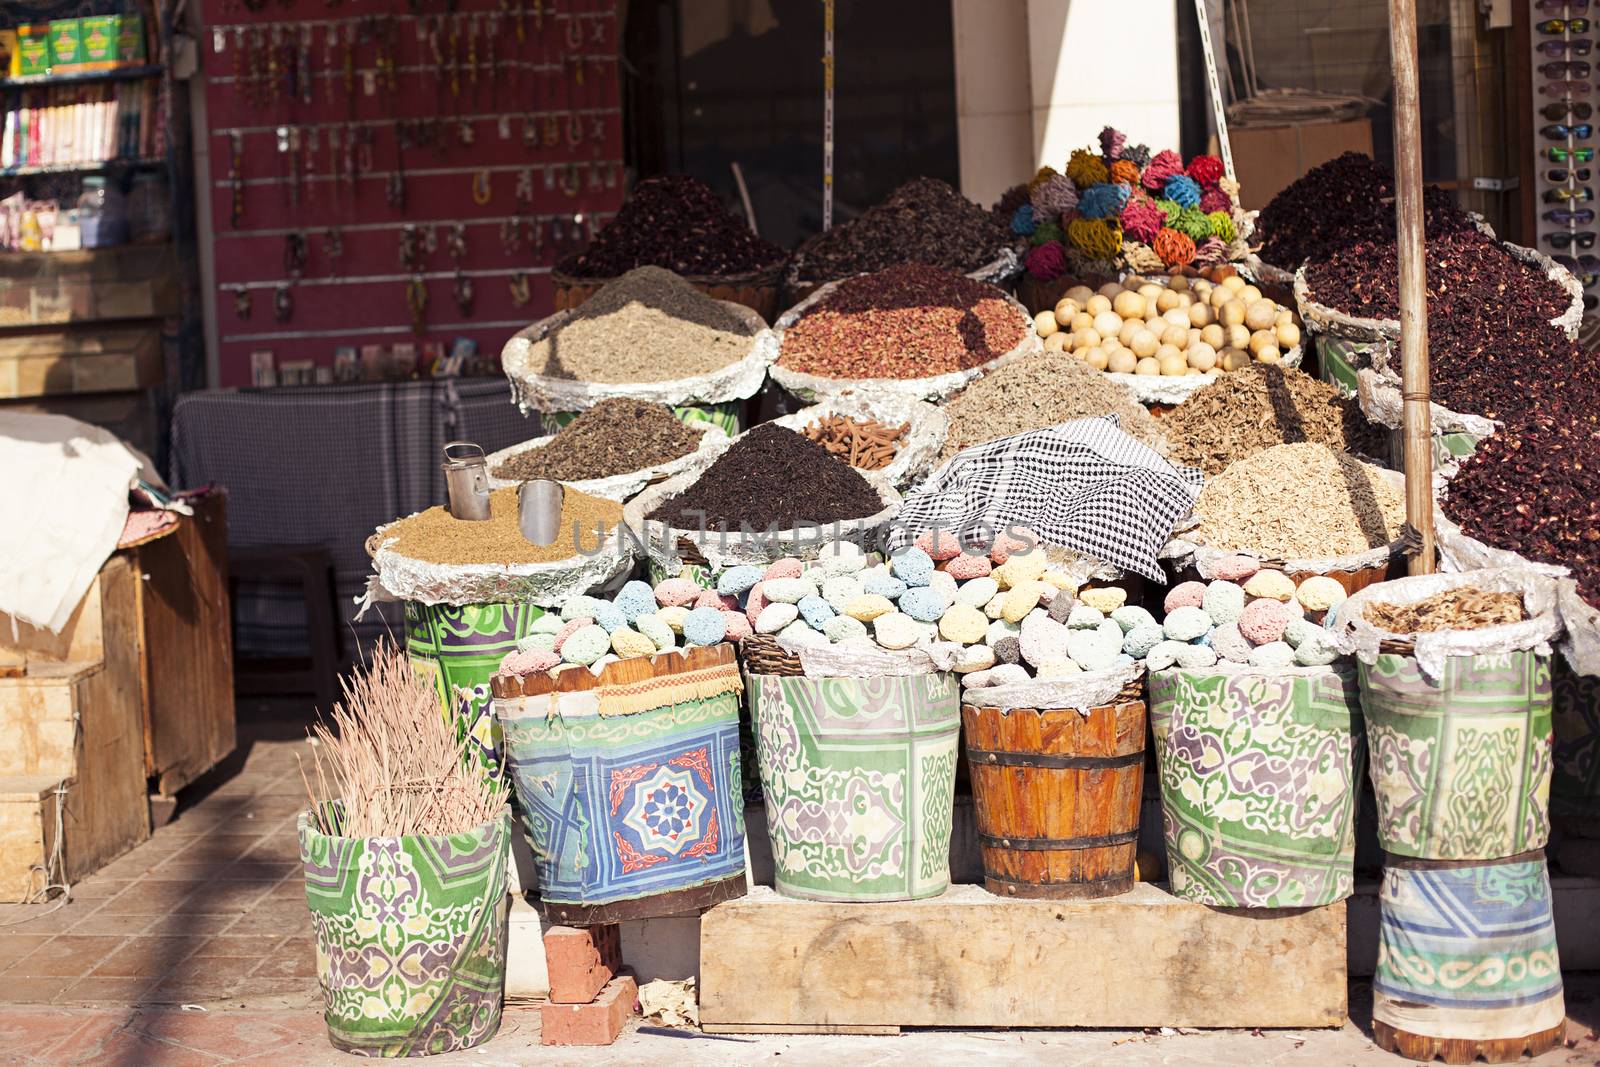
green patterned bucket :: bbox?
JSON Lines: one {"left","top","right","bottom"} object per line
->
{"left": 1552, "top": 656, "right": 1600, "bottom": 835}
{"left": 1149, "top": 667, "right": 1365, "bottom": 908}
{"left": 1316, "top": 335, "right": 1371, "bottom": 397}
{"left": 405, "top": 601, "right": 545, "bottom": 773}
{"left": 747, "top": 671, "right": 960, "bottom": 902}
{"left": 1359, "top": 651, "right": 1554, "bottom": 860}
{"left": 546, "top": 401, "right": 741, "bottom": 436}
{"left": 299, "top": 808, "right": 511, "bottom": 1057}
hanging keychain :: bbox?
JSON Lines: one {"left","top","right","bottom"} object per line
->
{"left": 407, "top": 276, "right": 428, "bottom": 333}
{"left": 471, "top": 169, "right": 493, "bottom": 205}
{"left": 323, "top": 227, "right": 344, "bottom": 276}
{"left": 509, "top": 271, "right": 531, "bottom": 306}
{"left": 274, "top": 284, "right": 294, "bottom": 323}
{"left": 453, "top": 272, "right": 475, "bottom": 317}
{"left": 232, "top": 286, "right": 252, "bottom": 320}
{"left": 284, "top": 231, "right": 308, "bottom": 278}
{"left": 228, "top": 133, "right": 246, "bottom": 226}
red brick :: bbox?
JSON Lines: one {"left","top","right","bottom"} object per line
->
{"left": 539, "top": 974, "right": 636, "bottom": 1046}
{"left": 543, "top": 924, "right": 620, "bottom": 1004}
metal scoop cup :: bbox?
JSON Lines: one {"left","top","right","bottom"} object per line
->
{"left": 518, "top": 479, "right": 564, "bottom": 546}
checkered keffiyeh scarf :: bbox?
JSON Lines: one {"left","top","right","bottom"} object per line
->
{"left": 895, "top": 417, "right": 1203, "bottom": 580}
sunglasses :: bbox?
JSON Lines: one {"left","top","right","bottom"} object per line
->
{"left": 1543, "top": 122, "right": 1595, "bottom": 138}
{"left": 1543, "top": 101, "right": 1595, "bottom": 120}
{"left": 1554, "top": 253, "right": 1600, "bottom": 270}
{"left": 1539, "top": 38, "right": 1595, "bottom": 57}
{"left": 1548, "top": 167, "right": 1593, "bottom": 181}
{"left": 1547, "top": 231, "right": 1598, "bottom": 248}
{"left": 1540, "top": 80, "right": 1595, "bottom": 96}
{"left": 1542, "top": 62, "right": 1593, "bottom": 79}
{"left": 1537, "top": 0, "right": 1590, "bottom": 9}
{"left": 1549, "top": 145, "right": 1597, "bottom": 161}
{"left": 1539, "top": 18, "right": 1592, "bottom": 32}
{"left": 1545, "top": 208, "right": 1597, "bottom": 224}
{"left": 1544, "top": 185, "right": 1595, "bottom": 201}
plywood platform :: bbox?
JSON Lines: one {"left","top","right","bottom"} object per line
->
{"left": 700, "top": 884, "right": 1346, "bottom": 1032}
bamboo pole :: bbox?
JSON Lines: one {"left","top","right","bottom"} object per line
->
{"left": 1388, "top": 0, "right": 1436, "bottom": 576}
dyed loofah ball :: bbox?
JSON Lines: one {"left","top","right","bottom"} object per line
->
{"left": 1100, "top": 125, "right": 1128, "bottom": 160}
{"left": 938, "top": 603, "right": 988, "bottom": 644}
{"left": 561, "top": 595, "right": 608, "bottom": 622}
{"left": 1011, "top": 203, "right": 1038, "bottom": 236}
{"left": 1123, "top": 623, "right": 1164, "bottom": 658}
{"left": 1164, "top": 581, "right": 1208, "bottom": 613}
{"left": 1066, "top": 148, "right": 1110, "bottom": 188}
{"left": 778, "top": 620, "right": 826, "bottom": 647}
{"left": 1068, "top": 624, "right": 1122, "bottom": 671}
{"left": 1112, "top": 605, "right": 1158, "bottom": 633}
{"left": 1211, "top": 622, "right": 1253, "bottom": 663}
{"left": 755, "top": 602, "right": 799, "bottom": 634}
{"left": 859, "top": 573, "right": 905, "bottom": 602}
{"left": 1199, "top": 186, "right": 1234, "bottom": 215}
{"left": 823, "top": 614, "right": 867, "bottom": 643}
{"left": 1029, "top": 221, "right": 1064, "bottom": 247}
{"left": 900, "top": 586, "right": 952, "bottom": 624}
{"left": 500, "top": 647, "right": 561, "bottom": 676}
{"left": 1202, "top": 581, "right": 1246, "bottom": 627}
{"left": 823, "top": 575, "right": 867, "bottom": 613}
{"left": 845, "top": 594, "right": 896, "bottom": 622}
{"left": 929, "top": 570, "right": 958, "bottom": 602}
{"left": 561, "top": 624, "right": 611, "bottom": 665}
{"left": 1030, "top": 173, "right": 1079, "bottom": 221}
{"left": 519, "top": 632, "right": 557, "bottom": 653}
{"left": 528, "top": 614, "right": 564, "bottom": 636}
{"left": 635, "top": 614, "right": 676, "bottom": 652}
{"left": 1002, "top": 581, "right": 1046, "bottom": 623}
{"left": 1248, "top": 641, "right": 1296, "bottom": 669}
{"left": 1164, "top": 606, "right": 1212, "bottom": 642}
{"left": 818, "top": 540, "right": 866, "bottom": 575}
{"left": 1079, "top": 587, "right": 1127, "bottom": 614}
{"left": 1295, "top": 576, "right": 1348, "bottom": 614}
{"left": 763, "top": 558, "right": 803, "bottom": 581}
{"left": 658, "top": 606, "right": 690, "bottom": 634}
{"left": 986, "top": 618, "right": 1021, "bottom": 647}
{"left": 611, "top": 627, "right": 657, "bottom": 659}
{"left": 990, "top": 528, "right": 1036, "bottom": 565}
{"left": 1175, "top": 643, "right": 1218, "bottom": 669}
{"left": 1239, "top": 598, "right": 1291, "bottom": 645}
{"left": 1187, "top": 154, "right": 1225, "bottom": 188}
{"left": 1206, "top": 211, "right": 1237, "bottom": 243}
{"left": 891, "top": 547, "right": 935, "bottom": 588}
{"left": 944, "top": 552, "right": 992, "bottom": 580}
{"left": 1211, "top": 555, "right": 1260, "bottom": 582}
{"left": 1145, "top": 639, "right": 1188, "bottom": 672}
{"left": 1067, "top": 604, "right": 1106, "bottom": 629}
{"left": 1172, "top": 205, "right": 1213, "bottom": 241}
{"left": 1024, "top": 240, "right": 1069, "bottom": 282}
{"left": 1047, "top": 593, "right": 1076, "bottom": 625}
{"left": 1077, "top": 182, "right": 1130, "bottom": 221}
{"left": 694, "top": 589, "right": 739, "bottom": 611}
{"left": 652, "top": 579, "right": 702, "bottom": 608}
{"left": 1243, "top": 569, "right": 1297, "bottom": 602}
{"left": 716, "top": 566, "right": 761, "bottom": 597}
{"left": 592, "top": 601, "right": 627, "bottom": 634}
{"left": 874, "top": 612, "right": 924, "bottom": 651}
{"left": 957, "top": 576, "right": 1000, "bottom": 608}
{"left": 615, "top": 580, "right": 659, "bottom": 621}
{"left": 683, "top": 607, "right": 728, "bottom": 646}
{"left": 1294, "top": 630, "right": 1339, "bottom": 667}
{"left": 915, "top": 529, "right": 964, "bottom": 561}
{"left": 1163, "top": 174, "right": 1202, "bottom": 209}
{"left": 720, "top": 610, "right": 753, "bottom": 642}
{"left": 763, "top": 577, "right": 816, "bottom": 604}
{"left": 952, "top": 643, "right": 997, "bottom": 673}
{"left": 798, "top": 595, "right": 836, "bottom": 630}
{"left": 1067, "top": 218, "right": 1122, "bottom": 260}
{"left": 1020, "top": 614, "right": 1071, "bottom": 668}
{"left": 1120, "top": 197, "right": 1167, "bottom": 244}
{"left": 1109, "top": 158, "right": 1141, "bottom": 187}
{"left": 1153, "top": 228, "right": 1197, "bottom": 268}
{"left": 1142, "top": 149, "right": 1184, "bottom": 191}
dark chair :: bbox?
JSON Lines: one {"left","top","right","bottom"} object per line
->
{"left": 228, "top": 545, "right": 340, "bottom": 713}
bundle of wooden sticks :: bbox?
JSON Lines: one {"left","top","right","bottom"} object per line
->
{"left": 800, "top": 415, "right": 908, "bottom": 471}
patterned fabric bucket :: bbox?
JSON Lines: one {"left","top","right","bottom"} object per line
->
{"left": 1552, "top": 656, "right": 1600, "bottom": 835}
{"left": 748, "top": 671, "right": 960, "bottom": 902}
{"left": 298, "top": 808, "right": 511, "bottom": 1058}
{"left": 405, "top": 601, "right": 546, "bottom": 772}
{"left": 1359, "top": 651, "right": 1554, "bottom": 860}
{"left": 1374, "top": 855, "right": 1565, "bottom": 1043}
{"left": 1149, "top": 667, "right": 1365, "bottom": 908}
{"left": 497, "top": 645, "right": 749, "bottom": 924}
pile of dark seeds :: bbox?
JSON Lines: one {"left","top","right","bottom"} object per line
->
{"left": 492, "top": 399, "right": 702, "bottom": 481}
{"left": 557, "top": 175, "right": 788, "bottom": 278}
{"left": 793, "top": 178, "right": 1013, "bottom": 282}
{"left": 646, "top": 424, "right": 884, "bottom": 531}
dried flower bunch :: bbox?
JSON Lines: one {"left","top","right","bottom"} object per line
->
{"left": 300, "top": 641, "right": 507, "bottom": 838}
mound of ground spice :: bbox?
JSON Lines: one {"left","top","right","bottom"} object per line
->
{"left": 557, "top": 174, "right": 787, "bottom": 278}
{"left": 382, "top": 487, "right": 623, "bottom": 565}
{"left": 793, "top": 177, "right": 1013, "bottom": 281}
{"left": 647, "top": 424, "right": 884, "bottom": 531}
{"left": 493, "top": 399, "right": 702, "bottom": 482}
{"left": 1162, "top": 365, "right": 1384, "bottom": 475}
{"left": 528, "top": 267, "right": 760, "bottom": 384}
{"left": 780, "top": 264, "right": 1026, "bottom": 380}
{"left": 938, "top": 351, "right": 1166, "bottom": 461}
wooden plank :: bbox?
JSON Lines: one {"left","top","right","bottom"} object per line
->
{"left": 700, "top": 884, "right": 1347, "bottom": 1030}
{"left": 0, "top": 777, "right": 55, "bottom": 900}
{"left": 701, "top": 1024, "right": 901, "bottom": 1036}
{"left": 0, "top": 559, "right": 107, "bottom": 666}
{"left": 135, "top": 494, "right": 236, "bottom": 796}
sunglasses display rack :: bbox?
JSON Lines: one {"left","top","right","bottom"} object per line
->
{"left": 1533, "top": 1, "right": 1600, "bottom": 305}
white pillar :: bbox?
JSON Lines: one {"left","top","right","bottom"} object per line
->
{"left": 951, "top": 0, "right": 1034, "bottom": 206}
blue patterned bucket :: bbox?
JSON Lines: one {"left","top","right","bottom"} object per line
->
{"left": 496, "top": 644, "right": 748, "bottom": 923}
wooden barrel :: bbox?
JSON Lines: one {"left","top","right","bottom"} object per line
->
{"left": 962, "top": 697, "right": 1146, "bottom": 899}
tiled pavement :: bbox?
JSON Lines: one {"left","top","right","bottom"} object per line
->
{"left": 0, "top": 706, "right": 1595, "bottom": 1066}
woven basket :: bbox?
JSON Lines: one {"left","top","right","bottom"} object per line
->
{"left": 553, "top": 262, "right": 787, "bottom": 325}
{"left": 740, "top": 633, "right": 805, "bottom": 677}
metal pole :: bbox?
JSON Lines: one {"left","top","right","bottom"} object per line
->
{"left": 1388, "top": 0, "right": 1435, "bottom": 576}
{"left": 1191, "top": 0, "right": 1235, "bottom": 180}
{"left": 822, "top": 0, "right": 835, "bottom": 231}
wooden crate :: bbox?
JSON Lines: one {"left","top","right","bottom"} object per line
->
{"left": 0, "top": 245, "right": 178, "bottom": 328}
{"left": 0, "top": 327, "right": 162, "bottom": 400}
{"left": 700, "top": 884, "right": 1347, "bottom": 1032}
